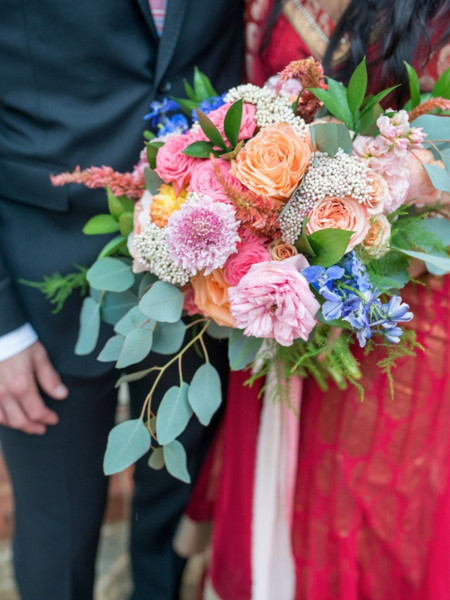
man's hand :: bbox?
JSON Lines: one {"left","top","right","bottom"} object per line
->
{"left": 0, "top": 342, "right": 68, "bottom": 434}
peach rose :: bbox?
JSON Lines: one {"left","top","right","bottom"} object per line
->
{"left": 231, "top": 122, "right": 311, "bottom": 200}
{"left": 362, "top": 214, "right": 391, "bottom": 258}
{"left": 190, "top": 269, "right": 235, "bottom": 327}
{"left": 268, "top": 239, "right": 298, "bottom": 261}
{"left": 406, "top": 148, "right": 443, "bottom": 206}
{"left": 306, "top": 196, "right": 370, "bottom": 252}
{"left": 364, "top": 170, "right": 389, "bottom": 215}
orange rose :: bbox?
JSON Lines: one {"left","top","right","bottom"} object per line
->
{"left": 230, "top": 123, "right": 311, "bottom": 200}
{"left": 306, "top": 196, "right": 369, "bottom": 251}
{"left": 190, "top": 269, "right": 235, "bottom": 327}
{"left": 268, "top": 239, "right": 298, "bottom": 261}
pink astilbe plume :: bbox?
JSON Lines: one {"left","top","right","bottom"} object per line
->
{"left": 276, "top": 57, "right": 328, "bottom": 123}
{"left": 211, "top": 157, "right": 282, "bottom": 238}
{"left": 408, "top": 97, "right": 450, "bottom": 123}
{"left": 51, "top": 165, "right": 146, "bottom": 200}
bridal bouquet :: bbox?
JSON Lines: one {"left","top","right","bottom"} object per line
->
{"left": 49, "top": 59, "right": 450, "bottom": 481}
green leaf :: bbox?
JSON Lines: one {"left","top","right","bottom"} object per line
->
{"left": 97, "top": 335, "right": 125, "bottom": 362}
{"left": 118, "top": 211, "right": 134, "bottom": 236}
{"left": 87, "top": 257, "right": 135, "bottom": 292}
{"left": 114, "top": 306, "right": 153, "bottom": 336}
{"left": 404, "top": 62, "right": 421, "bottom": 109}
{"left": 223, "top": 98, "right": 243, "bottom": 148}
{"left": 307, "top": 229, "right": 353, "bottom": 267}
{"left": 359, "top": 86, "right": 399, "bottom": 118}
{"left": 188, "top": 363, "right": 222, "bottom": 426}
{"left": 193, "top": 67, "right": 217, "bottom": 100}
{"left": 156, "top": 383, "right": 193, "bottom": 445}
{"left": 116, "top": 327, "right": 154, "bottom": 368}
{"left": 148, "top": 447, "right": 165, "bottom": 470}
{"left": 423, "top": 164, "right": 450, "bottom": 192}
{"left": 357, "top": 102, "right": 384, "bottom": 135}
{"left": 195, "top": 109, "right": 228, "bottom": 150}
{"left": 183, "top": 140, "right": 215, "bottom": 158}
{"left": 206, "top": 321, "right": 232, "bottom": 339}
{"left": 170, "top": 97, "right": 199, "bottom": 114}
{"left": 145, "top": 141, "right": 164, "bottom": 169}
{"left": 103, "top": 419, "right": 151, "bottom": 475}
{"left": 152, "top": 320, "right": 186, "bottom": 355}
{"left": 83, "top": 214, "right": 120, "bottom": 235}
{"left": 432, "top": 68, "right": 450, "bottom": 99}
{"left": 75, "top": 296, "right": 101, "bottom": 355}
{"left": 310, "top": 122, "right": 352, "bottom": 156}
{"left": 347, "top": 57, "right": 367, "bottom": 118}
{"left": 107, "top": 187, "right": 134, "bottom": 219}
{"left": 182, "top": 78, "right": 196, "bottom": 101}
{"left": 310, "top": 79, "right": 353, "bottom": 129}
{"left": 144, "top": 168, "right": 164, "bottom": 195}
{"left": 228, "top": 330, "right": 263, "bottom": 371}
{"left": 139, "top": 281, "right": 184, "bottom": 323}
{"left": 101, "top": 290, "right": 138, "bottom": 325}
{"left": 163, "top": 440, "right": 191, "bottom": 483}
{"left": 97, "top": 235, "right": 127, "bottom": 260}
{"left": 393, "top": 247, "right": 450, "bottom": 273}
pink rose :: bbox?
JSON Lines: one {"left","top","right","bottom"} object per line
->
{"left": 188, "top": 159, "right": 234, "bottom": 204}
{"left": 228, "top": 255, "right": 320, "bottom": 347}
{"left": 223, "top": 237, "right": 270, "bottom": 286}
{"left": 155, "top": 133, "right": 201, "bottom": 193}
{"left": 306, "top": 196, "right": 370, "bottom": 251}
{"left": 405, "top": 148, "right": 443, "bottom": 206}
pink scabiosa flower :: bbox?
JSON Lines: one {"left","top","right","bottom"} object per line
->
{"left": 228, "top": 255, "right": 320, "bottom": 346}
{"left": 165, "top": 192, "right": 240, "bottom": 276}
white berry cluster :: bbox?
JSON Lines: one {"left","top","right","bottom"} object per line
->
{"left": 224, "top": 84, "right": 308, "bottom": 139}
{"left": 133, "top": 223, "right": 190, "bottom": 286}
{"left": 279, "top": 149, "right": 372, "bottom": 244}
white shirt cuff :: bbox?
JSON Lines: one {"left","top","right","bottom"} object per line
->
{"left": 0, "top": 323, "right": 39, "bottom": 361}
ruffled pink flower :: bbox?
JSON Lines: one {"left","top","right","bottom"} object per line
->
{"left": 223, "top": 236, "right": 270, "bottom": 286}
{"left": 155, "top": 133, "right": 200, "bottom": 193}
{"left": 228, "top": 255, "right": 320, "bottom": 347}
{"left": 188, "top": 159, "right": 234, "bottom": 204}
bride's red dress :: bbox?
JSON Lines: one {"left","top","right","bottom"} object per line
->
{"left": 184, "top": 2, "right": 450, "bottom": 598}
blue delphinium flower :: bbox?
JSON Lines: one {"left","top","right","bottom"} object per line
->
{"left": 302, "top": 252, "right": 413, "bottom": 347}
{"left": 157, "top": 113, "right": 189, "bottom": 137}
{"left": 144, "top": 98, "right": 180, "bottom": 128}
{"left": 191, "top": 93, "right": 227, "bottom": 121}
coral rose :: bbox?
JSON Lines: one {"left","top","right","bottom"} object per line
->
{"left": 306, "top": 196, "right": 369, "bottom": 252}
{"left": 190, "top": 269, "right": 235, "bottom": 327}
{"left": 223, "top": 237, "right": 270, "bottom": 286}
{"left": 268, "top": 239, "right": 298, "bottom": 261}
{"left": 155, "top": 133, "right": 200, "bottom": 193}
{"left": 364, "top": 170, "right": 389, "bottom": 215}
{"left": 228, "top": 255, "right": 319, "bottom": 346}
{"left": 231, "top": 122, "right": 311, "bottom": 200}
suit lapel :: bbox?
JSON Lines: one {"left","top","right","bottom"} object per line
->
{"left": 153, "top": 0, "right": 188, "bottom": 91}
{"left": 135, "top": 0, "right": 159, "bottom": 40}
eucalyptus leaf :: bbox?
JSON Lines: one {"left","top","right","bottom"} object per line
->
{"left": 101, "top": 290, "right": 138, "bottom": 325}
{"left": 83, "top": 214, "right": 120, "bottom": 235}
{"left": 228, "top": 330, "right": 263, "bottom": 371}
{"left": 188, "top": 363, "right": 222, "bottom": 426}
{"left": 116, "top": 327, "right": 154, "bottom": 369}
{"left": 311, "top": 122, "right": 352, "bottom": 156}
{"left": 223, "top": 98, "right": 243, "bottom": 148}
{"left": 420, "top": 218, "right": 450, "bottom": 245}
{"left": 138, "top": 272, "right": 158, "bottom": 298}
{"left": 75, "top": 297, "right": 101, "bottom": 355}
{"left": 206, "top": 321, "right": 232, "bottom": 339}
{"left": 393, "top": 247, "right": 450, "bottom": 273}
{"left": 97, "top": 335, "right": 125, "bottom": 363}
{"left": 103, "top": 419, "right": 151, "bottom": 475}
{"left": 307, "top": 229, "right": 353, "bottom": 268}
{"left": 423, "top": 164, "right": 450, "bottom": 192}
{"left": 87, "top": 257, "right": 135, "bottom": 292}
{"left": 114, "top": 306, "right": 153, "bottom": 336}
{"left": 156, "top": 383, "right": 193, "bottom": 445}
{"left": 148, "top": 447, "right": 165, "bottom": 470}
{"left": 163, "top": 440, "right": 191, "bottom": 484}
{"left": 139, "top": 281, "right": 184, "bottom": 323}
{"left": 152, "top": 320, "right": 186, "bottom": 355}
{"left": 144, "top": 168, "right": 164, "bottom": 195}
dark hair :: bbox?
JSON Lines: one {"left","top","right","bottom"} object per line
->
{"left": 267, "top": 0, "right": 449, "bottom": 103}
{"left": 324, "top": 0, "right": 449, "bottom": 100}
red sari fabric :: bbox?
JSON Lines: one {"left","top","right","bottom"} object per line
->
{"left": 184, "top": 3, "right": 450, "bottom": 598}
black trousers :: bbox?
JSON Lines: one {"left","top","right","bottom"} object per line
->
{"left": 0, "top": 339, "right": 227, "bottom": 600}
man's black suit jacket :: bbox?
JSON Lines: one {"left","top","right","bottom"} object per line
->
{"left": 0, "top": 0, "right": 244, "bottom": 376}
